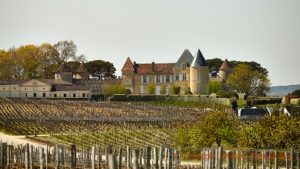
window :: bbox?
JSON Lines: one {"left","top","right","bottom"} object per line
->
{"left": 64, "top": 94, "right": 67, "bottom": 97}
{"left": 182, "top": 64, "right": 187, "bottom": 70}
{"left": 156, "top": 75, "right": 161, "bottom": 83}
{"left": 182, "top": 73, "right": 187, "bottom": 81}
{"left": 24, "top": 93, "right": 27, "bottom": 97}
{"left": 166, "top": 75, "right": 170, "bottom": 83}
{"left": 13, "top": 87, "right": 16, "bottom": 90}
{"left": 11, "top": 93, "right": 16, "bottom": 97}
{"left": 43, "top": 93, "right": 46, "bottom": 97}
{"left": 33, "top": 88, "right": 37, "bottom": 91}
{"left": 54, "top": 94, "right": 57, "bottom": 98}
{"left": 143, "top": 75, "right": 147, "bottom": 83}
{"left": 33, "top": 93, "right": 37, "bottom": 97}
{"left": 175, "top": 74, "right": 179, "bottom": 81}
{"left": 25, "top": 88, "right": 27, "bottom": 90}
{"left": 82, "top": 93, "right": 86, "bottom": 98}
{"left": 197, "top": 72, "right": 201, "bottom": 81}
{"left": 141, "top": 75, "right": 148, "bottom": 84}
{"left": 73, "top": 93, "right": 76, "bottom": 98}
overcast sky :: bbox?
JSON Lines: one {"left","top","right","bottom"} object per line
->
{"left": 0, "top": 0, "right": 299, "bottom": 86}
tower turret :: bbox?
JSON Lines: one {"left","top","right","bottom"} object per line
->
{"left": 55, "top": 64, "right": 73, "bottom": 83}
{"left": 219, "top": 59, "right": 232, "bottom": 82}
{"left": 121, "top": 57, "right": 135, "bottom": 93}
{"left": 190, "top": 49, "right": 209, "bottom": 95}
{"left": 75, "top": 62, "right": 89, "bottom": 80}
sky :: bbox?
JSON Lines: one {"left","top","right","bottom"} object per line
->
{"left": 0, "top": 0, "right": 299, "bottom": 86}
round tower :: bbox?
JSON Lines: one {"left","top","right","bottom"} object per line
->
{"left": 190, "top": 49, "right": 209, "bottom": 95}
{"left": 219, "top": 59, "right": 232, "bottom": 82}
{"left": 55, "top": 64, "right": 73, "bottom": 83}
{"left": 75, "top": 62, "right": 89, "bottom": 80}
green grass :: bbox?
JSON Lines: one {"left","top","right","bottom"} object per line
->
{"left": 237, "top": 100, "right": 246, "bottom": 107}
{"left": 122, "top": 100, "right": 229, "bottom": 110}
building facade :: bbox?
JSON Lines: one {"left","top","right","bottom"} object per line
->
{"left": 0, "top": 62, "right": 112, "bottom": 98}
{"left": 121, "top": 49, "right": 210, "bottom": 95}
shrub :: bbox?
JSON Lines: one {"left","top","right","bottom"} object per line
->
{"left": 125, "top": 89, "right": 131, "bottom": 95}
{"left": 103, "top": 82, "right": 126, "bottom": 96}
{"left": 176, "top": 111, "right": 240, "bottom": 149}
{"left": 207, "top": 80, "right": 222, "bottom": 94}
{"left": 171, "top": 85, "right": 180, "bottom": 95}
{"left": 183, "top": 83, "right": 190, "bottom": 95}
{"left": 160, "top": 84, "right": 166, "bottom": 95}
{"left": 217, "top": 90, "right": 237, "bottom": 98}
{"left": 147, "top": 83, "right": 155, "bottom": 94}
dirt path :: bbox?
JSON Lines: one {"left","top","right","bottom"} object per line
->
{"left": 0, "top": 131, "right": 49, "bottom": 149}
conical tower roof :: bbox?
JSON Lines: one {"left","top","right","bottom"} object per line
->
{"left": 219, "top": 59, "right": 232, "bottom": 70}
{"left": 121, "top": 57, "right": 135, "bottom": 71}
{"left": 55, "top": 63, "right": 71, "bottom": 73}
{"left": 175, "top": 49, "right": 194, "bottom": 67}
{"left": 75, "top": 62, "right": 88, "bottom": 73}
{"left": 191, "top": 49, "right": 208, "bottom": 67}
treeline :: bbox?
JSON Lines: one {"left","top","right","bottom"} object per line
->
{"left": 0, "top": 40, "right": 116, "bottom": 80}
{"left": 206, "top": 58, "right": 268, "bottom": 77}
{"left": 176, "top": 109, "right": 300, "bottom": 152}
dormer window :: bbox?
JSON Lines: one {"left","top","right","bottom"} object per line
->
{"left": 182, "top": 64, "right": 187, "bottom": 70}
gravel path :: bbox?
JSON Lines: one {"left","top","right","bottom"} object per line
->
{"left": 0, "top": 131, "right": 49, "bottom": 149}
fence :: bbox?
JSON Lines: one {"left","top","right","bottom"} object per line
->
{"left": 0, "top": 142, "right": 299, "bottom": 169}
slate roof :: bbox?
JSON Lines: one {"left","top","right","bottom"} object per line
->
{"left": 191, "top": 49, "right": 208, "bottom": 67}
{"left": 121, "top": 57, "right": 135, "bottom": 71}
{"left": 39, "top": 79, "right": 72, "bottom": 85}
{"left": 55, "top": 64, "right": 71, "bottom": 73}
{"left": 135, "top": 63, "right": 175, "bottom": 74}
{"left": 0, "top": 80, "right": 30, "bottom": 85}
{"left": 0, "top": 79, "right": 72, "bottom": 85}
{"left": 75, "top": 62, "right": 88, "bottom": 73}
{"left": 175, "top": 49, "right": 194, "bottom": 67}
{"left": 219, "top": 59, "right": 232, "bottom": 70}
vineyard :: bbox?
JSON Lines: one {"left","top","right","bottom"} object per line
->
{"left": 0, "top": 97, "right": 299, "bottom": 168}
{"left": 0, "top": 97, "right": 208, "bottom": 149}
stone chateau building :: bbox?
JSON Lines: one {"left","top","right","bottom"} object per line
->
{"left": 121, "top": 49, "right": 233, "bottom": 95}
{"left": 0, "top": 62, "right": 118, "bottom": 98}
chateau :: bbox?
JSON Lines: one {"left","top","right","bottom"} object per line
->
{"left": 121, "top": 49, "right": 232, "bottom": 95}
{"left": 0, "top": 49, "right": 232, "bottom": 98}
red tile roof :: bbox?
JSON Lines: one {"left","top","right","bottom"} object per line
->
{"left": 75, "top": 62, "right": 88, "bottom": 73}
{"left": 55, "top": 64, "right": 71, "bottom": 73}
{"left": 220, "top": 59, "right": 232, "bottom": 70}
{"left": 121, "top": 57, "right": 134, "bottom": 71}
{"left": 135, "top": 63, "right": 175, "bottom": 74}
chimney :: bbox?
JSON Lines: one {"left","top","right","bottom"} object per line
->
{"left": 133, "top": 61, "right": 137, "bottom": 73}
{"left": 152, "top": 62, "right": 155, "bottom": 72}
